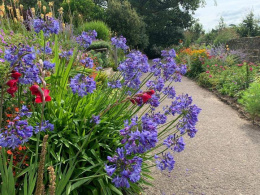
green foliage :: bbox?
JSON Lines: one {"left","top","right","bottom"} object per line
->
{"left": 62, "top": 0, "right": 105, "bottom": 27}
{"left": 106, "top": 0, "right": 148, "bottom": 49}
{"left": 213, "top": 28, "right": 239, "bottom": 45}
{"left": 128, "top": 0, "right": 204, "bottom": 56}
{"left": 239, "top": 82, "right": 260, "bottom": 119}
{"left": 197, "top": 72, "right": 218, "bottom": 88}
{"left": 237, "top": 11, "right": 260, "bottom": 37}
{"left": 79, "top": 21, "right": 110, "bottom": 41}
{"left": 88, "top": 40, "right": 111, "bottom": 50}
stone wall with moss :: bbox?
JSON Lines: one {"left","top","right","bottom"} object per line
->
{"left": 227, "top": 37, "right": 260, "bottom": 62}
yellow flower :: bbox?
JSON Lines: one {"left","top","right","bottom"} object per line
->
{"left": 41, "top": 13, "right": 44, "bottom": 19}
{"left": 0, "top": 3, "right": 5, "bottom": 17}
{"left": 14, "top": 17, "right": 17, "bottom": 23}
{"left": 37, "top": 1, "right": 42, "bottom": 9}
{"left": 46, "top": 12, "right": 52, "bottom": 18}
{"left": 20, "top": 16, "right": 23, "bottom": 23}
{"left": 62, "top": 23, "right": 65, "bottom": 30}
{"left": 49, "top": 1, "right": 54, "bottom": 7}
{"left": 43, "top": 5, "right": 46, "bottom": 13}
{"left": 58, "top": 7, "right": 63, "bottom": 15}
{"left": 31, "top": 7, "right": 35, "bottom": 17}
{"left": 20, "top": 4, "right": 23, "bottom": 10}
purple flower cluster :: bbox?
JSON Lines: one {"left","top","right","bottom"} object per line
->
{"left": 105, "top": 148, "right": 142, "bottom": 188}
{"left": 118, "top": 50, "right": 150, "bottom": 89}
{"left": 59, "top": 50, "right": 73, "bottom": 60}
{"left": 0, "top": 106, "right": 53, "bottom": 149}
{"left": 111, "top": 36, "right": 129, "bottom": 51}
{"left": 34, "top": 120, "right": 54, "bottom": 133}
{"left": 43, "top": 60, "right": 55, "bottom": 70}
{"left": 91, "top": 115, "right": 100, "bottom": 124}
{"left": 163, "top": 87, "right": 176, "bottom": 99}
{"left": 33, "top": 17, "right": 60, "bottom": 36}
{"left": 155, "top": 152, "right": 175, "bottom": 171}
{"left": 76, "top": 30, "right": 97, "bottom": 49}
{"left": 70, "top": 74, "right": 96, "bottom": 97}
{"left": 107, "top": 80, "right": 122, "bottom": 89}
{"left": 177, "top": 105, "right": 201, "bottom": 138}
{"left": 80, "top": 57, "right": 94, "bottom": 68}
{"left": 4, "top": 45, "right": 42, "bottom": 84}
{"left": 163, "top": 135, "right": 185, "bottom": 153}
{"left": 150, "top": 49, "right": 187, "bottom": 82}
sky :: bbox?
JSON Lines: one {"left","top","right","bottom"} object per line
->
{"left": 194, "top": 0, "right": 260, "bottom": 32}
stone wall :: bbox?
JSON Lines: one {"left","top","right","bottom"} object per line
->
{"left": 227, "top": 37, "right": 260, "bottom": 62}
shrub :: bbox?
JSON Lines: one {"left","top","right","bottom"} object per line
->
{"left": 213, "top": 28, "right": 239, "bottom": 45}
{"left": 106, "top": 0, "right": 149, "bottom": 49}
{"left": 88, "top": 40, "right": 111, "bottom": 50}
{"left": 79, "top": 21, "right": 110, "bottom": 41}
{"left": 239, "top": 82, "right": 260, "bottom": 120}
{"left": 62, "top": 0, "right": 105, "bottom": 27}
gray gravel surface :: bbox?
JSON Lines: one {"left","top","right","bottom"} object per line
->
{"left": 143, "top": 77, "right": 260, "bottom": 195}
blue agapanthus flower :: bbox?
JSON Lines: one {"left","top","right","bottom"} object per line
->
{"left": 70, "top": 74, "right": 96, "bottom": 97}
{"left": 33, "top": 17, "right": 60, "bottom": 36}
{"left": 111, "top": 36, "right": 129, "bottom": 51}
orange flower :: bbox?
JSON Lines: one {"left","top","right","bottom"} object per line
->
{"left": 7, "top": 150, "right": 13, "bottom": 155}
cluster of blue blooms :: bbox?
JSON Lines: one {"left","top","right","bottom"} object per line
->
{"left": 4, "top": 44, "right": 56, "bottom": 84}
{"left": 111, "top": 36, "right": 129, "bottom": 51}
{"left": 80, "top": 57, "right": 94, "bottom": 68}
{"left": 0, "top": 106, "right": 54, "bottom": 149}
{"left": 105, "top": 48, "right": 201, "bottom": 188}
{"left": 105, "top": 148, "right": 143, "bottom": 188}
{"left": 76, "top": 30, "right": 97, "bottom": 49}
{"left": 118, "top": 50, "right": 150, "bottom": 90}
{"left": 70, "top": 74, "right": 96, "bottom": 97}
{"left": 33, "top": 17, "right": 60, "bottom": 37}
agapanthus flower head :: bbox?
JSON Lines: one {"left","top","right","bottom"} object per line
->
{"left": 155, "top": 152, "right": 175, "bottom": 172}
{"left": 70, "top": 74, "right": 96, "bottom": 97}
{"left": 34, "top": 120, "right": 54, "bottom": 133}
{"left": 106, "top": 147, "right": 143, "bottom": 188}
{"left": 91, "top": 115, "right": 100, "bottom": 124}
{"left": 107, "top": 80, "right": 122, "bottom": 89}
{"left": 76, "top": 30, "right": 97, "bottom": 49}
{"left": 118, "top": 50, "right": 149, "bottom": 89}
{"left": 111, "top": 36, "right": 129, "bottom": 51}
{"left": 33, "top": 17, "right": 60, "bottom": 36}
{"left": 59, "top": 50, "right": 73, "bottom": 60}
{"left": 43, "top": 60, "right": 55, "bottom": 70}
{"left": 80, "top": 57, "right": 94, "bottom": 68}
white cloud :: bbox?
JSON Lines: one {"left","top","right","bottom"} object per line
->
{"left": 194, "top": 0, "right": 260, "bottom": 32}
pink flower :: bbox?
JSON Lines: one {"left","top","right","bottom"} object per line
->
{"left": 209, "top": 75, "right": 212, "bottom": 78}
{"left": 249, "top": 67, "right": 253, "bottom": 71}
{"left": 206, "top": 71, "right": 210, "bottom": 74}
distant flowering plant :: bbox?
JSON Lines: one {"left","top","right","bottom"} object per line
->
{"left": 33, "top": 17, "right": 60, "bottom": 37}
{"left": 111, "top": 36, "right": 129, "bottom": 51}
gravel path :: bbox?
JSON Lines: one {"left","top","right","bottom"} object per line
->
{"left": 143, "top": 77, "right": 260, "bottom": 195}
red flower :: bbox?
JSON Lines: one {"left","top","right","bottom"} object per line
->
{"left": 30, "top": 85, "right": 51, "bottom": 103}
{"left": 130, "top": 90, "right": 154, "bottom": 105}
{"left": 6, "top": 79, "right": 18, "bottom": 97}
{"left": 11, "top": 71, "right": 22, "bottom": 80}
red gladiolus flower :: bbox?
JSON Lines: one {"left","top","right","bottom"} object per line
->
{"left": 11, "top": 71, "right": 22, "bottom": 80}
{"left": 35, "top": 89, "right": 51, "bottom": 103}
{"left": 6, "top": 79, "right": 18, "bottom": 97}
{"left": 130, "top": 90, "right": 154, "bottom": 105}
{"left": 30, "top": 85, "right": 51, "bottom": 103}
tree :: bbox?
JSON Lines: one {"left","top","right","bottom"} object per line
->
{"left": 237, "top": 11, "right": 260, "bottom": 37}
{"left": 106, "top": 0, "right": 148, "bottom": 49}
{"left": 127, "top": 0, "right": 205, "bottom": 57}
